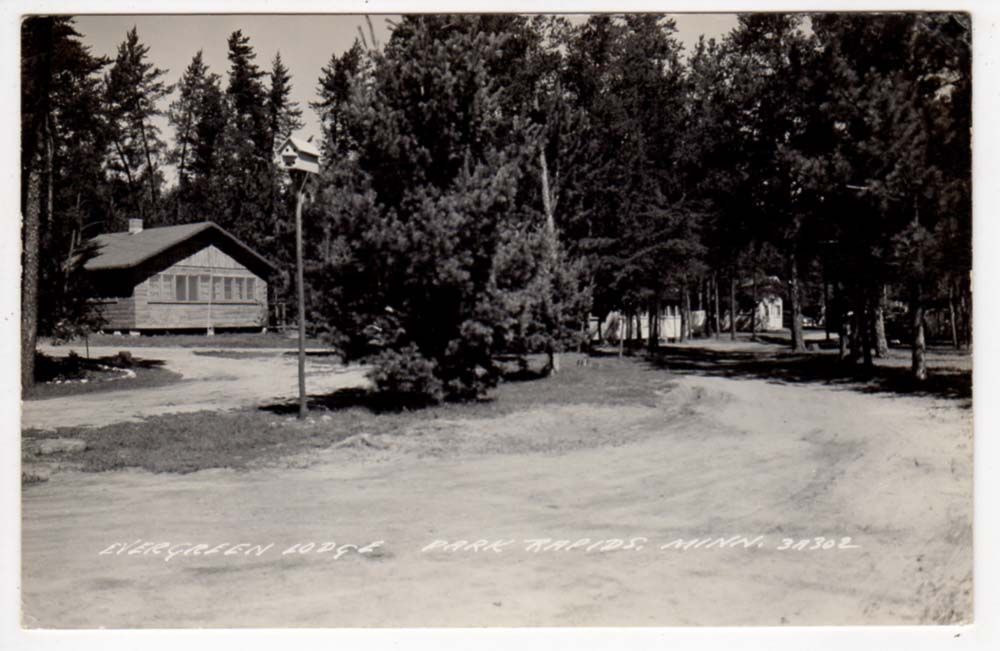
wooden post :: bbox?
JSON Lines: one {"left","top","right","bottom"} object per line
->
{"left": 207, "top": 248, "right": 214, "bottom": 336}
{"left": 295, "top": 172, "right": 308, "bottom": 419}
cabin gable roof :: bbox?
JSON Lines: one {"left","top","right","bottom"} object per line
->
{"left": 84, "top": 222, "right": 275, "bottom": 277}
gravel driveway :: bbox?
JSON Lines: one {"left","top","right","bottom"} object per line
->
{"left": 22, "top": 344, "right": 370, "bottom": 430}
{"left": 21, "top": 366, "right": 972, "bottom": 627}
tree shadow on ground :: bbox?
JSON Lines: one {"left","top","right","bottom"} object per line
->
{"left": 259, "top": 387, "right": 415, "bottom": 415}
{"left": 645, "top": 345, "right": 971, "bottom": 403}
{"left": 259, "top": 358, "right": 553, "bottom": 416}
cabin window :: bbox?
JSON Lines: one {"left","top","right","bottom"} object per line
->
{"left": 175, "top": 275, "right": 187, "bottom": 301}
{"left": 246, "top": 278, "right": 256, "bottom": 302}
{"left": 224, "top": 277, "right": 233, "bottom": 300}
{"left": 188, "top": 275, "right": 199, "bottom": 301}
{"left": 234, "top": 277, "right": 244, "bottom": 301}
{"left": 213, "top": 277, "right": 223, "bottom": 301}
{"left": 148, "top": 275, "right": 161, "bottom": 300}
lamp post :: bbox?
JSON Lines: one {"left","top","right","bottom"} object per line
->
{"left": 278, "top": 135, "right": 321, "bottom": 419}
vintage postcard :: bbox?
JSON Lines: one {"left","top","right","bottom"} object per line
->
{"left": 5, "top": 1, "right": 994, "bottom": 649}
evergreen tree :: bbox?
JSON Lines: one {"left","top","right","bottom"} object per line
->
{"left": 309, "top": 16, "right": 591, "bottom": 400}
{"left": 216, "top": 30, "right": 272, "bottom": 250}
{"left": 312, "top": 41, "right": 365, "bottom": 157}
{"left": 166, "top": 50, "right": 226, "bottom": 222}
{"left": 263, "top": 52, "right": 306, "bottom": 310}
{"left": 807, "top": 13, "right": 971, "bottom": 378}
{"left": 266, "top": 52, "right": 304, "bottom": 153}
{"left": 103, "top": 27, "right": 172, "bottom": 226}
{"left": 21, "top": 16, "right": 110, "bottom": 388}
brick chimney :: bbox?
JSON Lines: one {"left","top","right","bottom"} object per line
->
{"left": 128, "top": 218, "right": 144, "bottom": 234}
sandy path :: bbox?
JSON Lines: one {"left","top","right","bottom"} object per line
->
{"left": 21, "top": 363, "right": 972, "bottom": 627}
{"left": 22, "top": 345, "right": 371, "bottom": 430}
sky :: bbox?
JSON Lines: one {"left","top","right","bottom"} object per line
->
{"left": 72, "top": 14, "right": 739, "bottom": 176}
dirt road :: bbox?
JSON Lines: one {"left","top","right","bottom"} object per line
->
{"left": 20, "top": 346, "right": 972, "bottom": 627}
{"left": 23, "top": 345, "right": 370, "bottom": 430}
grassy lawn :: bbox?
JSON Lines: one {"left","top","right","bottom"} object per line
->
{"left": 24, "top": 352, "right": 184, "bottom": 401}
{"left": 51, "top": 330, "right": 326, "bottom": 349}
{"left": 21, "top": 353, "right": 669, "bottom": 477}
{"left": 21, "top": 342, "right": 970, "bottom": 480}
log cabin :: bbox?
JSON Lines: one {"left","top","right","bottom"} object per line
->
{"left": 84, "top": 219, "right": 275, "bottom": 334}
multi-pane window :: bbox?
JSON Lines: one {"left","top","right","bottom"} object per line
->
{"left": 150, "top": 272, "right": 259, "bottom": 303}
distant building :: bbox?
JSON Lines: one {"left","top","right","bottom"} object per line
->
{"left": 591, "top": 277, "right": 784, "bottom": 343}
{"left": 84, "top": 220, "right": 275, "bottom": 333}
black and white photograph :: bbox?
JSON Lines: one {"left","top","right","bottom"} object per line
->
{"left": 3, "top": 1, "right": 996, "bottom": 647}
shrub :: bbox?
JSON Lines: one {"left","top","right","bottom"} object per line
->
{"left": 368, "top": 344, "right": 444, "bottom": 406}
{"left": 34, "top": 351, "right": 86, "bottom": 382}
{"left": 111, "top": 350, "right": 136, "bottom": 368}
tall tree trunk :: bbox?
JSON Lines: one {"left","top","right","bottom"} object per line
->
{"left": 788, "top": 247, "right": 805, "bottom": 352}
{"left": 845, "top": 287, "right": 862, "bottom": 363}
{"left": 713, "top": 274, "right": 721, "bottom": 339}
{"left": 539, "top": 147, "right": 560, "bottom": 375}
{"left": 729, "top": 275, "right": 737, "bottom": 340}
{"left": 839, "top": 320, "right": 849, "bottom": 360}
{"left": 911, "top": 285, "right": 927, "bottom": 381}
{"left": 678, "top": 288, "right": 687, "bottom": 343}
{"left": 618, "top": 313, "right": 624, "bottom": 358}
{"left": 948, "top": 280, "right": 960, "bottom": 350}
{"left": 175, "top": 109, "right": 192, "bottom": 221}
{"left": 112, "top": 136, "right": 142, "bottom": 220}
{"left": 874, "top": 285, "right": 889, "bottom": 357}
{"left": 546, "top": 345, "right": 560, "bottom": 375}
{"left": 22, "top": 154, "right": 42, "bottom": 392}
{"left": 683, "top": 287, "right": 692, "bottom": 341}
{"left": 139, "top": 119, "right": 160, "bottom": 216}
{"left": 751, "top": 267, "right": 759, "bottom": 341}
{"left": 45, "top": 113, "right": 54, "bottom": 230}
{"left": 647, "top": 302, "right": 657, "bottom": 353}
{"left": 836, "top": 284, "right": 850, "bottom": 360}
{"left": 823, "top": 262, "right": 831, "bottom": 342}
{"left": 849, "top": 292, "right": 863, "bottom": 363}
{"left": 961, "top": 278, "right": 972, "bottom": 348}
{"left": 861, "top": 291, "right": 874, "bottom": 372}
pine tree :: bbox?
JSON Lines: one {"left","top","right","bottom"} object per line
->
{"left": 308, "top": 16, "right": 592, "bottom": 401}
{"left": 216, "top": 30, "right": 272, "bottom": 249}
{"left": 166, "top": 50, "right": 225, "bottom": 222}
{"left": 262, "top": 52, "right": 306, "bottom": 310}
{"left": 312, "top": 41, "right": 365, "bottom": 156}
{"left": 807, "top": 13, "right": 971, "bottom": 379}
{"left": 266, "top": 52, "right": 304, "bottom": 153}
{"left": 21, "top": 16, "right": 110, "bottom": 389}
{"left": 103, "top": 27, "right": 172, "bottom": 226}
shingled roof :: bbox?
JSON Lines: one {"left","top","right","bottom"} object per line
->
{"left": 84, "top": 222, "right": 275, "bottom": 272}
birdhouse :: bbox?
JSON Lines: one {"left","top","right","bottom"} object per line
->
{"left": 278, "top": 135, "right": 321, "bottom": 175}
